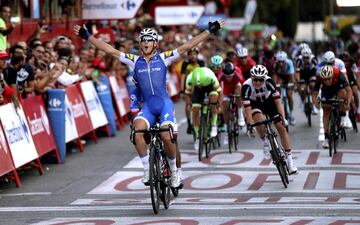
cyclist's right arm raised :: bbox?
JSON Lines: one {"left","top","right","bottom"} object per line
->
{"left": 74, "top": 25, "right": 121, "bottom": 61}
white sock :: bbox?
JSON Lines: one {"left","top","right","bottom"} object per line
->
{"left": 140, "top": 154, "right": 149, "bottom": 171}
{"left": 177, "top": 168, "right": 182, "bottom": 179}
{"left": 167, "top": 157, "right": 177, "bottom": 172}
{"left": 238, "top": 108, "right": 244, "bottom": 120}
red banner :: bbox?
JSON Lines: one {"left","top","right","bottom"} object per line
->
{"left": 0, "top": 121, "right": 15, "bottom": 177}
{"left": 66, "top": 85, "right": 94, "bottom": 137}
{"left": 116, "top": 76, "right": 130, "bottom": 114}
{"left": 22, "top": 95, "right": 58, "bottom": 157}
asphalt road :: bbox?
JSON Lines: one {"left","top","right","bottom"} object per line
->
{"left": 0, "top": 97, "right": 359, "bottom": 225}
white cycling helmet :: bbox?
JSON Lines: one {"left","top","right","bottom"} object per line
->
{"left": 250, "top": 65, "right": 268, "bottom": 79}
{"left": 299, "top": 43, "right": 309, "bottom": 50}
{"left": 301, "top": 47, "right": 312, "bottom": 58}
{"left": 323, "top": 51, "right": 335, "bottom": 64}
{"left": 320, "top": 65, "right": 333, "bottom": 79}
{"left": 237, "top": 47, "right": 248, "bottom": 57}
{"left": 275, "top": 51, "right": 287, "bottom": 62}
{"left": 139, "top": 28, "right": 158, "bottom": 41}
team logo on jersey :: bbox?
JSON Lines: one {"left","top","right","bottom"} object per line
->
{"left": 164, "top": 50, "right": 174, "bottom": 59}
{"left": 125, "top": 53, "right": 135, "bottom": 62}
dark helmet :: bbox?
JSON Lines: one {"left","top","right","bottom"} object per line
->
{"left": 222, "top": 62, "right": 235, "bottom": 76}
{"left": 339, "top": 51, "right": 350, "bottom": 62}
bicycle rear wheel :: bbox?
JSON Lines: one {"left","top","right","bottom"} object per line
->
{"left": 149, "top": 148, "right": 161, "bottom": 214}
{"left": 227, "top": 119, "right": 233, "bottom": 154}
{"left": 305, "top": 102, "right": 312, "bottom": 127}
{"left": 233, "top": 113, "right": 240, "bottom": 151}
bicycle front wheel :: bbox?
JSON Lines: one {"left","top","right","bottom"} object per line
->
{"left": 268, "top": 135, "right": 288, "bottom": 188}
{"left": 198, "top": 114, "right": 206, "bottom": 161}
{"left": 149, "top": 148, "right": 161, "bottom": 214}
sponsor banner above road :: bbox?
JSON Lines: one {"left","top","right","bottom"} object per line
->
{"left": 197, "top": 14, "right": 226, "bottom": 29}
{"left": 82, "top": 0, "right": 143, "bottom": 19}
{"left": 155, "top": 6, "right": 205, "bottom": 25}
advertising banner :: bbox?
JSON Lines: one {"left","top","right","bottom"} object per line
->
{"left": 0, "top": 103, "right": 38, "bottom": 168}
{"left": 109, "top": 76, "right": 130, "bottom": 117}
{"left": 0, "top": 120, "right": 16, "bottom": 177}
{"left": 155, "top": 6, "right": 204, "bottom": 25}
{"left": 47, "top": 89, "right": 66, "bottom": 163}
{"left": 97, "top": 76, "right": 117, "bottom": 136}
{"left": 80, "top": 81, "right": 108, "bottom": 129}
{"left": 64, "top": 94, "right": 79, "bottom": 143}
{"left": 66, "top": 85, "right": 93, "bottom": 138}
{"left": 22, "top": 95, "right": 58, "bottom": 159}
{"left": 82, "top": 0, "right": 143, "bottom": 19}
{"left": 197, "top": 14, "right": 226, "bottom": 29}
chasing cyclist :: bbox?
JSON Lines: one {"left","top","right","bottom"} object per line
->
{"left": 273, "top": 50, "right": 296, "bottom": 125}
{"left": 295, "top": 47, "right": 318, "bottom": 114}
{"left": 219, "top": 62, "right": 245, "bottom": 145}
{"left": 74, "top": 19, "right": 225, "bottom": 188}
{"left": 181, "top": 48, "right": 205, "bottom": 134}
{"left": 237, "top": 47, "right": 257, "bottom": 80}
{"left": 185, "top": 67, "right": 222, "bottom": 150}
{"left": 313, "top": 65, "right": 352, "bottom": 148}
{"left": 242, "top": 65, "right": 297, "bottom": 174}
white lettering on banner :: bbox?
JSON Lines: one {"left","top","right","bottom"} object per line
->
{"left": 72, "top": 102, "right": 85, "bottom": 118}
{"left": 40, "top": 106, "right": 50, "bottom": 135}
{"left": 28, "top": 114, "right": 44, "bottom": 136}
{"left": 155, "top": 6, "right": 205, "bottom": 25}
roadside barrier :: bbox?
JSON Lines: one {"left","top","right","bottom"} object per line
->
{"left": 0, "top": 74, "right": 180, "bottom": 188}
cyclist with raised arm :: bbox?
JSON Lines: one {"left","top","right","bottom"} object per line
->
{"left": 219, "top": 62, "right": 245, "bottom": 145}
{"left": 74, "top": 19, "right": 225, "bottom": 188}
{"left": 295, "top": 47, "right": 318, "bottom": 114}
{"left": 313, "top": 65, "right": 352, "bottom": 148}
{"left": 180, "top": 47, "right": 205, "bottom": 134}
{"left": 273, "top": 51, "right": 296, "bottom": 125}
{"left": 185, "top": 67, "right": 222, "bottom": 150}
{"left": 242, "top": 65, "right": 297, "bottom": 174}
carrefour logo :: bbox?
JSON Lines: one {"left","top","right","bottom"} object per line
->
{"left": 49, "top": 98, "right": 62, "bottom": 108}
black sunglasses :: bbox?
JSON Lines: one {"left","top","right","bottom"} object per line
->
{"left": 253, "top": 78, "right": 264, "bottom": 82}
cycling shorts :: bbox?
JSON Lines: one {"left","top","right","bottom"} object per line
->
{"left": 191, "top": 84, "right": 218, "bottom": 105}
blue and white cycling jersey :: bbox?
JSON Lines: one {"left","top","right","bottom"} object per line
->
{"left": 120, "top": 49, "right": 180, "bottom": 128}
{"left": 316, "top": 58, "right": 347, "bottom": 74}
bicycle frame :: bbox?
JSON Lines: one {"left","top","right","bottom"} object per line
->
{"left": 130, "top": 124, "right": 175, "bottom": 214}
{"left": 226, "top": 94, "right": 240, "bottom": 153}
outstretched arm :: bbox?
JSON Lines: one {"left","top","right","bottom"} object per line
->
{"left": 73, "top": 25, "right": 121, "bottom": 59}
{"left": 177, "top": 19, "right": 225, "bottom": 55}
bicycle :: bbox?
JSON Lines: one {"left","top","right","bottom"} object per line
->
{"left": 349, "top": 103, "right": 358, "bottom": 133}
{"left": 198, "top": 95, "right": 221, "bottom": 161}
{"left": 320, "top": 98, "right": 346, "bottom": 157}
{"left": 279, "top": 83, "right": 290, "bottom": 131}
{"left": 226, "top": 94, "right": 240, "bottom": 153}
{"left": 130, "top": 123, "right": 176, "bottom": 214}
{"left": 299, "top": 81, "right": 312, "bottom": 127}
{"left": 251, "top": 116, "right": 289, "bottom": 188}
